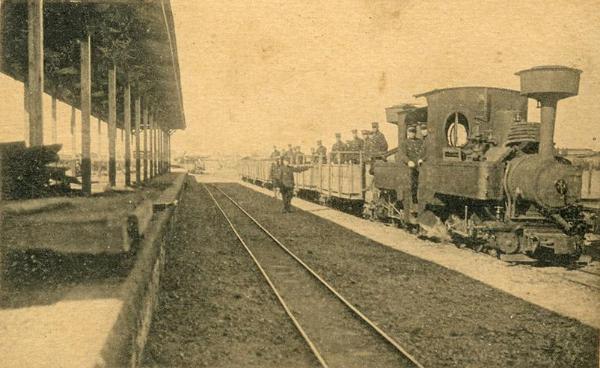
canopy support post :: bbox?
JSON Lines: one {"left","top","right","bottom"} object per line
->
{"left": 80, "top": 34, "right": 92, "bottom": 195}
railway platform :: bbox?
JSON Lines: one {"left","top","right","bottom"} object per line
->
{"left": 0, "top": 173, "right": 187, "bottom": 368}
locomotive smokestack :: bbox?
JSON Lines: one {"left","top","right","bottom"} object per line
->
{"left": 516, "top": 66, "right": 581, "bottom": 159}
{"left": 539, "top": 96, "right": 559, "bottom": 158}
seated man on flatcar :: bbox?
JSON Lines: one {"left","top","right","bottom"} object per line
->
{"left": 271, "top": 145, "right": 281, "bottom": 158}
{"left": 346, "top": 129, "right": 364, "bottom": 163}
{"left": 331, "top": 133, "right": 347, "bottom": 164}
{"left": 370, "top": 122, "right": 388, "bottom": 158}
{"left": 361, "top": 130, "right": 373, "bottom": 159}
{"left": 315, "top": 140, "right": 327, "bottom": 163}
{"left": 295, "top": 146, "right": 305, "bottom": 164}
{"left": 284, "top": 144, "right": 294, "bottom": 163}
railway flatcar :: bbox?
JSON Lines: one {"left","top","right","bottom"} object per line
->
{"left": 240, "top": 65, "right": 596, "bottom": 263}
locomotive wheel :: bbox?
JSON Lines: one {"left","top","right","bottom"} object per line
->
{"left": 473, "top": 242, "right": 485, "bottom": 253}
{"left": 417, "top": 210, "right": 450, "bottom": 241}
{"left": 493, "top": 232, "right": 520, "bottom": 254}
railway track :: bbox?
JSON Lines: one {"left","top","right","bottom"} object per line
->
{"left": 203, "top": 183, "right": 424, "bottom": 368}
{"left": 563, "top": 269, "right": 600, "bottom": 291}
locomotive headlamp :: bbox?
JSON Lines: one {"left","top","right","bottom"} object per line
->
{"left": 555, "top": 179, "right": 568, "bottom": 196}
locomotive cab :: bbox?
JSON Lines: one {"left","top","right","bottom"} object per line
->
{"left": 372, "top": 66, "right": 589, "bottom": 263}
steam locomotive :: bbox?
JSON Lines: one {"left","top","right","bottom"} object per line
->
{"left": 240, "top": 65, "right": 598, "bottom": 263}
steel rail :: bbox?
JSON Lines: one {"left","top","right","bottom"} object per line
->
{"left": 202, "top": 184, "right": 329, "bottom": 368}
{"left": 562, "top": 276, "right": 600, "bottom": 292}
{"left": 211, "top": 184, "right": 425, "bottom": 368}
{"left": 577, "top": 269, "right": 600, "bottom": 277}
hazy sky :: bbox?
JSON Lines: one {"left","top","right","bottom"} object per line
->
{"left": 169, "top": 0, "right": 600, "bottom": 156}
{"left": 0, "top": 0, "right": 598, "bottom": 157}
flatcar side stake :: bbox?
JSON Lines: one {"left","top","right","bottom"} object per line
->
{"left": 212, "top": 184, "right": 425, "bottom": 368}
{"left": 201, "top": 184, "right": 329, "bottom": 368}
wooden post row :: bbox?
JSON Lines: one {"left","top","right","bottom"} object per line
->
{"left": 124, "top": 83, "right": 132, "bottom": 186}
{"left": 80, "top": 35, "right": 92, "bottom": 195}
{"left": 108, "top": 65, "right": 117, "bottom": 186}
{"left": 135, "top": 96, "right": 141, "bottom": 185}
{"left": 28, "top": 0, "right": 44, "bottom": 146}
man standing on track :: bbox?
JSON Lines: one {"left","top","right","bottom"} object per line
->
{"left": 278, "top": 156, "right": 310, "bottom": 213}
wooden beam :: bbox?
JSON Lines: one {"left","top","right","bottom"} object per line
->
{"left": 80, "top": 35, "right": 92, "bottom": 195}
{"left": 162, "top": 130, "right": 166, "bottom": 173}
{"left": 124, "top": 82, "right": 131, "bottom": 186}
{"left": 152, "top": 116, "right": 157, "bottom": 177}
{"left": 164, "top": 130, "right": 168, "bottom": 173}
{"left": 27, "top": 0, "right": 44, "bottom": 146}
{"left": 157, "top": 120, "right": 161, "bottom": 174}
{"left": 70, "top": 105, "right": 76, "bottom": 156}
{"left": 149, "top": 113, "right": 154, "bottom": 178}
{"left": 134, "top": 96, "right": 141, "bottom": 186}
{"left": 153, "top": 116, "right": 158, "bottom": 176}
{"left": 153, "top": 117, "right": 157, "bottom": 176}
{"left": 108, "top": 65, "right": 117, "bottom": 187}
{"left": 159, "top": 128, "right": 163, "bottom": 174}
{"left": 23, "top": 81, "right": 29, "bottom": 145}
{"left": 51, "top": 95, "right": 57, "bottom": 144}
{"left": 143, "top": 102, "right": 148, "bottom": 182}
{"left": 97, "top": 117, "right": 101, "bottom": 160}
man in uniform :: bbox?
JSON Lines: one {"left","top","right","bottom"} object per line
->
{"left": 331, "top": 133, "right": 347, "bottom": 164}
{"left": 346, "top": 129, "right": 364, "bottom": 163}
{"left": 294, "top": 146, "right": 304, "bottom": 164}
{"left": 271, "top": 145, "right": 281, "bottom": 158}
{"left": 315, "top": 140, "right": 327, "bottom": 163}
{"left": 284, "top": 144, "right": 294, "bottom": 163}
{"left": 278, "top": 156, "right": 310, "bottom": 213}
{"left": 361, "top": 130, "right": 373, "bottom": 159}
{"left": 419, "top": 123, "right": 429, "bottom": 141}
{"left": 270, "top": 157, "right": 282, "bottom": 198}
{"left": 370, "top": 122, "right": 388, "bottom": 157}
{"left": 404, "top": 125, "right": 426, "bottom": 215}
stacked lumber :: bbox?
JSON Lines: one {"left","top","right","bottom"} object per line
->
{"left": 0, "top": 141, "right": 78, "bottom": 200}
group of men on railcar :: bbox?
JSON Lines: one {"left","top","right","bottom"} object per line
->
{"left": 267, "top": 121, "right": 428, "bottom": 214}
{"left": 270, "top": 121, "right": 389, "bottom": 165}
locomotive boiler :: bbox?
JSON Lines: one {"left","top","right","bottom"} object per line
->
{"left": 373, "top": 65, "right": 589, "bottom": 262}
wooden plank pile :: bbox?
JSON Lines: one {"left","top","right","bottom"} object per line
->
{"left": 0, "top": 141, "right": 78, "bottom": 200}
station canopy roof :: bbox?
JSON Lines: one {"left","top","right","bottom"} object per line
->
{"left": 0, "top": 0, "right": 185, "bottom": 130}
